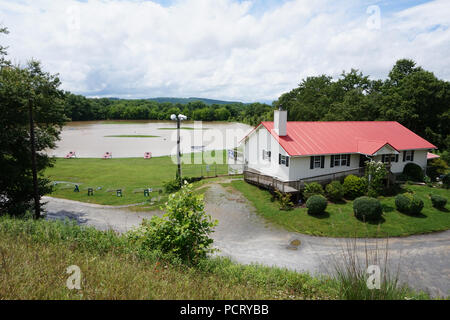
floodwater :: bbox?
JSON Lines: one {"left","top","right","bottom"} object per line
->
{"left": 47, "top": 120, "right": 252, "bottom": 158}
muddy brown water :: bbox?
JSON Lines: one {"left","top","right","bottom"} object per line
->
{"left": 46, "top": 120, "right": 252, "bottom": 158}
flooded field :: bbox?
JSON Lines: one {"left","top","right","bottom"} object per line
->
{"left": 47, "top": 120, "right": 252, "bottom": 158}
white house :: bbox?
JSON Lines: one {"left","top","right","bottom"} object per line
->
{"left": 241, "top": 108, "right": 437, "bottom": 192}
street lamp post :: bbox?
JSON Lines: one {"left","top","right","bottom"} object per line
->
{"left": 171, "top": 114, "right": 187, "bottom": 185}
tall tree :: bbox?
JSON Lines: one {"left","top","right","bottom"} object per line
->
{"left": 0, "top": 28, "right": 67, "bottom": 217}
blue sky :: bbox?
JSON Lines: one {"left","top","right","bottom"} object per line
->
{"left": 1, "top": 0, "right": 449, "bottom": 102}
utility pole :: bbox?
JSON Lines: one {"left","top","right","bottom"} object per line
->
{"left": 171, "top": 114, "right": 187, "bottom": 186}
{"left": 177, "top": 116, "right": 181, "bottom": 182}
{"left": 29, "top": 98, "right": 40, "bottom": 219}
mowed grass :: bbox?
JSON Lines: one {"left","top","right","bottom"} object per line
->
{"left": 45, "top": 151, "right": 229, "bottom": 206}
{"left": 0, "top": 216, "right": 342, "bottom": 300}
{"left": 230, "top": 180, "right": 450, "bottom": 238}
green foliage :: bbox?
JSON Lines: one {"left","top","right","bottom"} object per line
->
{"left": 442, "top": 173, "right": 450, "bottom": 189}
{"left": 402, "top": 163, "right": 424, "bottom": 182}
{"left": 163, "top": 176, "right": 203, "bottom": 194}
{"left": 325, "top": 181, "right": 345, "bottom": 202}
{"left": 430, "top": 194, "right": 447, "bottom": 209}
{"left": 343, "top": 175, "right": 368, "bottom": 200}
{"left": 395, "top": 193, "right": 424, "bottom": 215}
{"left": 306, "top": 195, "right": 328, "bottom": 215}
{"left": 275, "top": 190, "right": 294, "bottom": 211}
{"left": 127, "top": 183, "right": 218, "bottom": 264}
{"left": 303, "top": 182, "right": 325, "bottom": 200}
{"left": 353, "top": 196, "right": 383, "bottom": 221}
{"left": 0, "top": 59, "right": 67, "bottom": 216}
{"left": 365, "top": 160, "right": 387, "bottom": 197}
{"left": 426, "top": 158, "right": 448, "bottom": 181}
{"left": 275, "top": 59, "right": 450, "bottom": 151}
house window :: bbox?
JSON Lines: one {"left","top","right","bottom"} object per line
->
{"left": 382, "top": 154, "right": 399, "bottom": 163}
{"left": 405, "top": 151, "right": 413, "bottom": 161}
{"left": 279, "top": 154, "right": 289, "bottom": 167}
{"left": 331, "top": 154, "right": 350, "bottom": 167}
{"left": 262, "top": 150, "right": 271, "bottom": 161}
{"left": 314, "top": 156, "right": 321, "bottom": 168}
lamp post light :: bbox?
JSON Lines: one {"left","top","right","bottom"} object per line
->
{"left": 171, "top": 114, "right": 187, "bottom": 184}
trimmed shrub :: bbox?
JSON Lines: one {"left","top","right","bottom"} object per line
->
{"left": 402, "top": 163, "right": 424, "bottom": 182}
{"left": 395, "top": 193, "right": 424, "bottom": 215}
{"left": 325, "top": 181, "right": 345, "bottom": 202}
{"left": 303, "top": 182, "right": 324, "bottom": 200}
{"left": 353, "top": 196, "right": 382, "bottom": 221}
{"left": 306, "top": 195, "right": 328, "bottom": 215}
{"left": 443, "top": 173, "right": 450, "bottom": 189}
{"left": 343, "top": 175, "right": 367, "bottom": 200}
{"left": 430, "top": 194, "right": 447, "bottom": 209}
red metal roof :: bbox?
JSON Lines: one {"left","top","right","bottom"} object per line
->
{"left": 427, "top": 152, "right": 440, "bottom": 160}
{"left": 254, "top": 121, "right": 436, "bottom": 156}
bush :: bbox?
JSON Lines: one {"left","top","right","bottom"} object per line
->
{"left": 303, "top": 182, "right": 324, "bottom": 200}
{"left": 127, "top": 183, "right": 218, "bottom": 264}
{"left": 275, "top": 190, "right": 294, "bottom": 211}
{"left": 163, "top": 176, "right": 203, "bottom": 193}
{"left": 325, "top": 181, "right": 345, "bottom": 202}
{"left": 306, "top": 195, "right": 328, "bottom": 215}
{"left": 402, "top": 163, "right": 424, "bottom": 182}
{"left": 353, "top": 196, "right": 382, "bottom": 221}
{"left": 430, "top": 194, "right": 447, "bottom": 209}
{"left": 443, "top": 173, "right": 450, "bottom": 189}
{"left": 395, "top": 193, "right": 424, "bottom": 215}
{"left": 426, "top": 158, "right": 448, "bottom": 181}
{"left": 343, "top": 175, "right": 367, "bottom": 200}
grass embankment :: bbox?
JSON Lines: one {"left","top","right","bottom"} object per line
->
{"left": 229, "top": 181, "right": 450, "bottom": 238}
{"left": 0, "top": 216, "right": 427, "bottom": 300}
{"left": 0, "top": 216, "right": 337, "bottom": 300}
{"left": 45, "top": 151, "right": 229, "bottom": 206}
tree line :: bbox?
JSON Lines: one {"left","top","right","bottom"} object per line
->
{"left": 274, "top": 59, "right": 450, "bottom": 151}
{"left": 63, "top": 94, "right": 274, "bottom": 127}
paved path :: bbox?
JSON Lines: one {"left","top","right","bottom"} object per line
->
{"left": 43, "top": 185, "right": 450, "bottom": 298}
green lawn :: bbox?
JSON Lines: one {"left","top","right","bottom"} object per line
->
{"left": 229, "top": 180, "right": 450, "bottom": 238}
{"left": 45, "top": 151, "right": 228, "bottom": 206}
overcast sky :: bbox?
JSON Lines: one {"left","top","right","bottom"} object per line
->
{"left": 1, "top": 0, "right": 449, "bottom": 102}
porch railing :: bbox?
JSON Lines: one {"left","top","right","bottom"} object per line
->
{"left": 244, "top": 167, "right": 366, "bottom": 193}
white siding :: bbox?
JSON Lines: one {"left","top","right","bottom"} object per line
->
{"left": 373, "top": 149, "right": 428, "bottom": 174}
{"left": 243, "top": 127, "right": 430, "bottom": 181}
{"left": 289, "top": 154, "right": 361, "bottom": 180}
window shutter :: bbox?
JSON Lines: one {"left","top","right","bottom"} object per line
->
{"left": 411, "top": 150, "right": 414, "bottom": 161}
{"left": 286, "top": 156, "right": 289, "bottom": 167}
{"left": 310, "top": 157, "right": 314, "bottom": 169}
{"left": 330, "top": 155, "right": 334, "bottom": 168}
{"left": 403, "top": 151, "right": 406, "bottom": 162}
{"left": 279, "top": 154, "right": 281, "bottom": 165}
{"left": 382, "top": 155, "right": 385, "bottom": 163}
{"left": 321, "top": 156, "right": 325, "bottom": 168}
{"left": 395, "top": 154, "right": 399, "bottom": 162}
{"left": 347, "top": 154, "right": 351, "bottom": 166}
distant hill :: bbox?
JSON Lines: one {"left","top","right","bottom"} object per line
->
{"left": 147, "top": 97, "right": 244, "bottom": 105}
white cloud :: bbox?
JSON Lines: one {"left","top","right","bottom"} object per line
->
{"left": 0, "top": 0, "right": 449, "bottom": 102}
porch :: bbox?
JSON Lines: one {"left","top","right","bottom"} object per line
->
{"left": 243, "top": 167, "right": 367, "bottom": 194}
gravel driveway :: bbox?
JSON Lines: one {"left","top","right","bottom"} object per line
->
{"left": 43, "top": 184, "right": 450, "bottom": 298}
